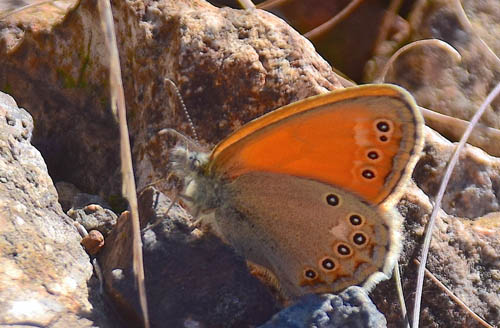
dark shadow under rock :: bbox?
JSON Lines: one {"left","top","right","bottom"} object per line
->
{"left": 98, "top": 187, "right": 280, "bottom": 328}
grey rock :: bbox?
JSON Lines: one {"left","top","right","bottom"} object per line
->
{"left": 55, "top": 181, "right": 82, "bottom": 212}
{"left": 0, "top": 92, "right": 97, "bottom": 327}
{"left": 67, "top": 204, "right": 117, "bottom": 236}
{"left": 260, "top": 287, "right": 386, "bottom": 328}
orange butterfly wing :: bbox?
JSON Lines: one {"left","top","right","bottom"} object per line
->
{"left": 209, "top": 84, "right": 424, "bottom": 205}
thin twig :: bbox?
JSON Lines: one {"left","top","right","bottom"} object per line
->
{"left": 420, "top": 106, "right": 500, "bottom": 156}
{"left": 412, "top": 81, "right": 500, "bottom": 328}
{"left": 304, "top": 0, "right": 365, "bottom": 40}
{"left": 413, "top": 260, "right": 494, "bottom": 328}
{"left": 143, "top": 192, "right": 179, "bottom": 232}
{"left": 394, "top": 262, "right": 411, "bottom": 328}
{"left": 256, "top": 0, "right": 290, "bottom": 10}
{"left": 452, "top": 0, "right": 500, "bottom": 68}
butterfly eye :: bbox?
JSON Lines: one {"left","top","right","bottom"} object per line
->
{"left": 361, "top": 169, "right": 375, "bottom": 179}
{"left": 188, "top": 154, "right": 202, "bottom": 170}
{"left": 304, "top": 269, "right": 317, "bottom": 279}
{"left": 320, "top": 257, "right": 337, "bottom": 271}
{"left": 376, "top": 121, "right": 390, "bottom": 132}
{"left": 326, "top": 194, "right": 340, "bottom": 206}
{"left": 352, "top": 232, "right": 368, "bottom": 246}
{"left": 336, "top": 244, "right": 351, "bottom": 256}
{"left": 349, "top": 214, "right": 363, "bottom": 226}
{"left": 374, "top": 119, "right": 393, "bottom": 143}
{"left": 367, "top": 150, "right": 379, "bottom": 160}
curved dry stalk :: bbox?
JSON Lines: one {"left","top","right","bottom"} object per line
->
{"left": 452, "top": 0, "right": 500, "bottom": 67}
{"left": 238, "top": 0, "right": 256, "bottom": 9}
{"left": 257, "top": 0, "right": 290, "bottom": 10}
{"left": 97, "top": 0, "right": 149, "bottom": 327}
{"left": 375, "top": 39, "right": 461, "bottom": 83}
{"left": 304, "top": 0, "right": 365, "bottom": 40}
{"left": 414, "top": 260, "right": 494, "bottom": 328}
{"left": 332, "top": 67, "right": 357, "bottom": 87}
{"left": 412, "top": 81, "right": 500, "bottom": 328}
{"left": 420, "top": 106, "right": 500, "bottom": 157}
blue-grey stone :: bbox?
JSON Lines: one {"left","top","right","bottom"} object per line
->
{"left": 259, "top": 286, "right": 387, "bottom": 328}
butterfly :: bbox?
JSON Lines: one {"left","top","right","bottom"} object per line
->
{"left": 169, "top": 84, "right": 424, "bottom": 299}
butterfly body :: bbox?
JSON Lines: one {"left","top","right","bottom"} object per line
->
{"left": 170, "top": 84, "right": 424, "bottom": 299}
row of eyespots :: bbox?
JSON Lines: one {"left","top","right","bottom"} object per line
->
{"left": 361, "top": 147, "right": 383, "bottom": 181}
{"left": 303, "top": 255, "right": 339, "bottom": 280}
{"left": 302, "top": 198, "right": 372, "bottom": 281}
{"left": 302, "top": 245, "right": 351, "bottom": 280}
{"left": 362, "top": 142, "right": 382, "bottom": 179}
{"left": 375, "top": 119, "right": 392, "bottom": 143}
{"left": 362, "top": 119, "right": 392, "bottom": 180}
{"left": 325, "top": 194, "right": 367, "bottom": 230}
{"left": 303, "top": 234, "right": 369, "bottom": 281}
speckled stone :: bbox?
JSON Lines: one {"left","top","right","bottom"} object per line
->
{"left": 0, "top": 91, "right": 97, "bottom": 327}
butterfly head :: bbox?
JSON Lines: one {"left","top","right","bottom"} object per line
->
{"left": 170, "top": 145, "right": 210, "bottom": 178}
{"left": 169, "top": 145, "right": 223, "bottom": 214}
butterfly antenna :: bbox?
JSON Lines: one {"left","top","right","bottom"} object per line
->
{"left": 164, "top": 78, "right": 199, "bottom": 143}
{"left": 374, "top": 39, "right": 461, "bottom": 83}
{"left": 412, "top": 81, "right": 500, "bottom": 328}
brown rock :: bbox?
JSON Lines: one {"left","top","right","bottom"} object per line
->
{"left": 81, "top": 230, "right": 105, "bottom": 255}
{"left": 132, "top": 1, "right": 343, "bottom": 193}
{"left": 68, "top": 202, "right": 118, "bottom": 236}
{"left": 0, "top": 0, "right": 342, "bottom": 198}
{"left": 0, "top": 0, "right": 121, "bottom": 196}
{"left": 461, "top": 0, "right": 500, "bottom": 59}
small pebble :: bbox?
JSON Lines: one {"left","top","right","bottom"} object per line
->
{"left": 81, "top": 230, "right": 105, "bottom": 255}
